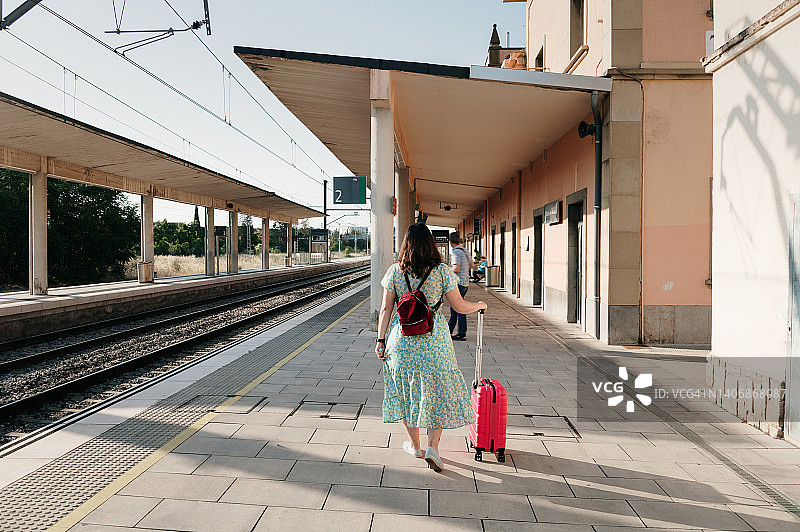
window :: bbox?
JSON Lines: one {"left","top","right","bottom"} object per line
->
{"left": 570, "top": 0, "right": 586, "bottom": 58}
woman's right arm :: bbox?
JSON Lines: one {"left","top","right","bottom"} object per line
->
{"left": 377, "top": 289, "right": 395, "bottom": 339}
{"left": 445, "top": 287, "right": 487, "bottom": 314}
{"left": 375, "top": 289, "right": 396, "bottom": 361}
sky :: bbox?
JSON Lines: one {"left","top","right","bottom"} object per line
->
{"left": 0, "top": 0, "right": 525, "bottom": 230}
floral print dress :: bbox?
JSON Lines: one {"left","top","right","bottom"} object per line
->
{"left": 380, "top": 263, "right": 475, "bottom": 429}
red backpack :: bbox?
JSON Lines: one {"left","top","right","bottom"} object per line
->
{"left": 397, "top": 266, "right": 442, "bottom": 336}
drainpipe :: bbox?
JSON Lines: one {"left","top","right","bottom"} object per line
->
{"left": 591, "top": 91, "right": 602, "bottom": 340}
{"left": 485, "top": 197, "right": 490, "bottom": 263}
{"left": 517, "top": 170, "right": 522, "bottom": 298}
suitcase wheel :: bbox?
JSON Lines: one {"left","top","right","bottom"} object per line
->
{"left": 497, "top": 449, "right": 506, "bottom": 463}
{"left": 474, "top": 450, "right": 483, "bottom": 461}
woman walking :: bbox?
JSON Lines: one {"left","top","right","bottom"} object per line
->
{"left": 376, "top": 223, "right": 487, "bottom": 471}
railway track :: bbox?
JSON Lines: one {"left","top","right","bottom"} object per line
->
{"left": 0, "top": 265, "right": 367, "bottom": 366}
{"left": 0, "top": 267, "right": 368, "bottom": 424}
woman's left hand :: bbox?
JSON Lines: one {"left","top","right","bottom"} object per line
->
{"left": 375, "top": 341, "right": 387, "bottom": 362}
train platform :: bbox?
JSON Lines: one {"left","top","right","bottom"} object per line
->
{"left": 0, "top": 258, "right": 369, "bottom": 341}
{"left": 2, "top": 281, "right": 800, "bottom": 531}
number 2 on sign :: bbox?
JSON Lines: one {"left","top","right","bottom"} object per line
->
{"left": 335, "top": 189, "right": 342, "bottom": 203}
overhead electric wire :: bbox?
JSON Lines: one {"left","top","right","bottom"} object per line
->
{"left": 37, "top": 2, "right": 329, "bottom": 188}
{"left": 111, "top": 0, "right": 127, "bottom": 32}
{"left": 115, "top": 30, "right": 175, "bottom": 55}
{"left": 162, "top": 0, "right": 330, "bottom": 185}
{"left": 38, "top": 4, "right": 222, "bottom": 120}
{"left": 1, "top": 29, "right": 304, "bottom": 203}
{"left": 0, "top": 51, "right": 175, "bottom": 154}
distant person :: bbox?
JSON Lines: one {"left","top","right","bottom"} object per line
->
{"left": 375, "top": 223, "right": 486, "bottom": 471}
{"left": 473, "top": 256, "right": 487, "bottom": 282}
{"left": 448, "top": 232, "right": 473, "bottom": 341}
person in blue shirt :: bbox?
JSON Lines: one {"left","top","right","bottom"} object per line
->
{"left": 473, "top": 256, "right": 487, "bottom": 282}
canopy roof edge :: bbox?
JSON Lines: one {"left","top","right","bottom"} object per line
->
{"left": 0, "top": 91, "right": 323, "bottom": 221}
{"left": 234, "top": 47, "right": 470, "bottom": 79}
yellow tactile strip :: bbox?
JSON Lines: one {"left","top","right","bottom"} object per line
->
{"left": 0, "top": 289, "right": 367, "bottom": 532}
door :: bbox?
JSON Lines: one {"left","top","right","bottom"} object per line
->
{"left": 788, "top": 202, "right": 800, "bottom": 443}
{"left": 533, "top": 214, "right": 543, "bottom": 306}
{"left": 511, "top": 218, "right": 517, "bottom": 294}
{"left": 499, "top": 222, "right": 506, "bottom": 289}
{"left": 567, "top": 201, "right": 584, "bottom": 323}
{"left": 437, "top": 243, "right": 449, "bottom": 265}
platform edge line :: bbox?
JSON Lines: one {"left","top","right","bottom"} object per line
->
{"left": 46, "top": 295, "right": 368, "bottom": 532}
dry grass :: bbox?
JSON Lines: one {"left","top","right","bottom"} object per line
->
{"left": 124, "top": 252, "right": 368, "bottom": 279}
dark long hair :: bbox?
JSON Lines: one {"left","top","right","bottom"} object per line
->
{"left": 397, "top": 223, "right": 442, "bottom": 278}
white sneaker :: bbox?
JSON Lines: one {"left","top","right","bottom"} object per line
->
{"left": 424, "top": 447, "right": 444, "bottom": 472}
{"left": 403, "top": 441, "right": 424, "bottom": 458}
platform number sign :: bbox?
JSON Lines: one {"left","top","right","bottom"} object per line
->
{"left": 310, "top": 229, "right": 328, "bottom": 242}
{"left": 333, "top": 176, "right": 367, "bottom": 204}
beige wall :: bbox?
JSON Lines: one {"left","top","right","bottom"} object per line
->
{"left": 642, "top": 79, "right": 712, "bottom": 307}
{"left": 642, "top": 0, "right": 713, "bottom": 64}
{"left": 527, "top": 1, "right": 711, "bottom": 72}
{"left": 526, "top": 0, "right": 604, "bottom": 76}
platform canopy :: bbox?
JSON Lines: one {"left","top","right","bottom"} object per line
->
{"left": 0, "top": 91, "right": 323, "bottom": 223}
{"left": 235, "top": 47, "right": 611, "bottom": 227}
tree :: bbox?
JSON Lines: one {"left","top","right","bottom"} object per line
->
{"left": 269, "top": 221, "right": 287, "bottom": 253}
{"left": 0, "top": 169, "right": 140, "bottom": 287}
{"left": 47, "top": 178, "right": 140, "bottom": 285}
{"left": 0, "top": 170, "right": 29, "bottom": 288}
{"left": 154, "top": 220, "right": 204, "bottom": 257}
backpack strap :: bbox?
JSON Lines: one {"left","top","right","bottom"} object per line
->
{"left": 404, "top": 265, "right": 434, "bottom": 292}
{"left": 404, "top": 265, "right": 443, "bottom": 312}
{"left": 418, "top": 265, "right": 434, "bottom": 287}
{"left": 403, "top": 271, "right": 413, "bottom": 293}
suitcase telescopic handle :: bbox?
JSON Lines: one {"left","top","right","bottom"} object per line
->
{"left": 474, "top": 309, "right": 484, "bottom": 387}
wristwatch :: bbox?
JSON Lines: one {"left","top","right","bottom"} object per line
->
{"left": 376, "top": 338, "right": 386, "bottom": 343}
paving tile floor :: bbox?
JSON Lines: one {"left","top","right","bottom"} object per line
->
{"left": 71, "top": 285, "right": 800, "bottom": 531}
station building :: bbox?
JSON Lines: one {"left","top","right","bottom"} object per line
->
{"left": 238, "top": 0, "right": 714, "bottom": 345}
{"left": 458, "top": 0, "right": 714, "bottom": 345}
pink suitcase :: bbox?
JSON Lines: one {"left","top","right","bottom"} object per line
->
{"left": 469, "top": 310, "right": 507, "bottom": 462}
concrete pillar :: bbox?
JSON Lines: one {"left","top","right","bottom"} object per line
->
{"left": 262, "top": 217, "right": 270, "bottom": 270}
{"left": 394, "top": 166, "right": 411, "bottom": 251}
{"left": 28, "top": 168, "right": 48, "bottom": 295}
{"left": 228, "top": 211, "right": 239, "bottom": 274}
{"left": 140, "top": 195, "right": 154, "bottom": 263}
{"left": 205, "top": 207, "right": 215, "bottom": 276}
{"left": 369, "top": 69, "right": 394, "bottom": 330}
{"left": 137, "top": 194, "right": 154, "bottom": 283}
{"left": 286, "top": 222, "right": 293, "bottom": 267}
